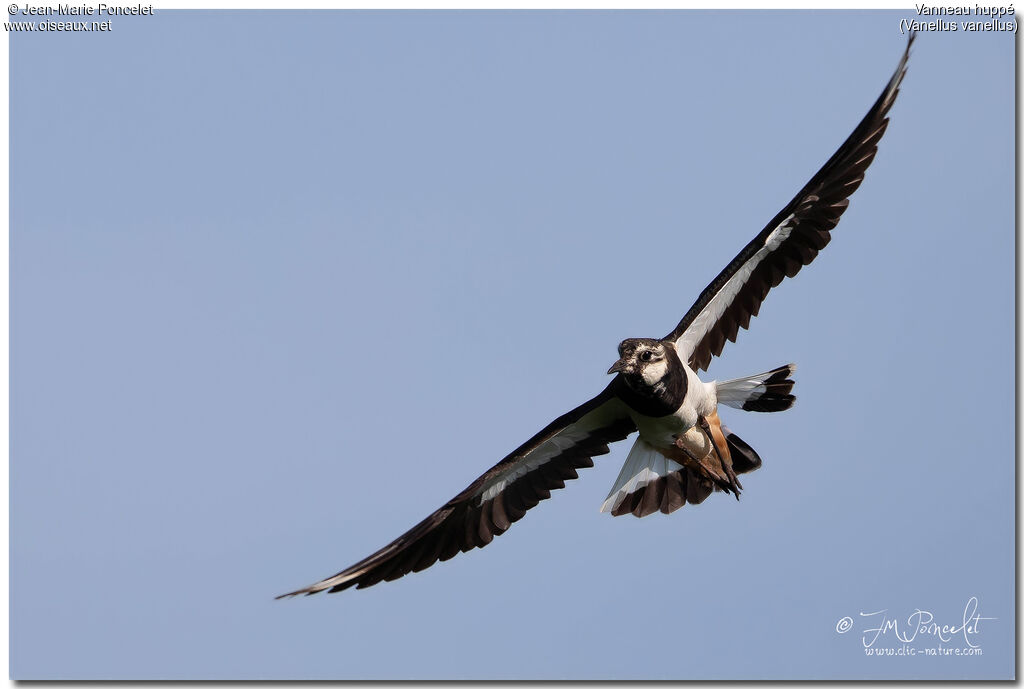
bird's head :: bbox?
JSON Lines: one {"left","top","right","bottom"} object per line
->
{"left": 607, "top": 338, "right": 673, "bottom": 388}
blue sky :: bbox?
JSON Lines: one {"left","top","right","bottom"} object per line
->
{"left": 9, "top": 10, "right": 1014, "bottom": 680}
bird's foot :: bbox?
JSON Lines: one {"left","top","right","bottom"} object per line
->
{"left": 695, "top": 413, "right": 742, "bottom": 499}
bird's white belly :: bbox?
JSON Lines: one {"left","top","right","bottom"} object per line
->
{"left": 630, "top": 406, "right": 698, "bottom": 450}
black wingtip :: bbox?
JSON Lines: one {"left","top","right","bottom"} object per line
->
{"left": 274, "top": 585, "right": 324, "bottom": 600}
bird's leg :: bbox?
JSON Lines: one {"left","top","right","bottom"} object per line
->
{"left": 667, "top": 434, "right": 717, "bottom": 500}
{"left": 696, "top": 411, "right": 742, "bottom": 499}
{"left": 671, "top": 433, "right": 704, "bottom": 465}
{"left": 672, "top": 417, "right": 739, "bottom": 498}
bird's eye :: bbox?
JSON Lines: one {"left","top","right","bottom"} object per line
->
{"left": 640, "top": 351, "right": 653, "bottom": 362}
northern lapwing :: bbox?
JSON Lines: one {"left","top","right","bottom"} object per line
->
{"left": 278, "top": 34, "right": 914, "bottom": 598}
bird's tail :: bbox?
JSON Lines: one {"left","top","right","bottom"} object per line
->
{"left": 715, "top": 363, "right": 796, "bottom": 413}
{"left": 600, "top": 425, "right": 763, "bottom": 518}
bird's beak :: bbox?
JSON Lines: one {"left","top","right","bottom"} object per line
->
{"left": 607, "top": 359, "right": 626, "bottom": 375}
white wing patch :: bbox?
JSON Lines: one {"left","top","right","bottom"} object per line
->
{"left": 476, "top": 398, "right": 630, "bottom": 505}
{"left": 600, "top": 438, "right": 684, "bottom": 514}
{"left": 477, "top": 428, "right": 593, "bottom": 503}
{"left": 675, "top": 213, "right": 796, "bottom": 361}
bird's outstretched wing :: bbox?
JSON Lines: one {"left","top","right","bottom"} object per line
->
{"left": 666, "top": 34, "right": 915, "bottom": 372}
{"left": 277, "top": 386, "right": 635, "bottom": 597}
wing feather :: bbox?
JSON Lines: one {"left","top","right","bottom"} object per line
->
{"left": 667, "top": 34, "right": 914, "bottom": 371}
{"left": 277, "top": 385, "right": 635, "bottom": 597}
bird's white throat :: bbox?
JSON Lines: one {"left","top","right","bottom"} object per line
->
{"left": 640, "top": 358, "right": 670, "bottom": 388}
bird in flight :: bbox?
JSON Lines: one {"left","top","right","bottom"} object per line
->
{"left": 278, "top": 35, "right": 914, "bottom": 598}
